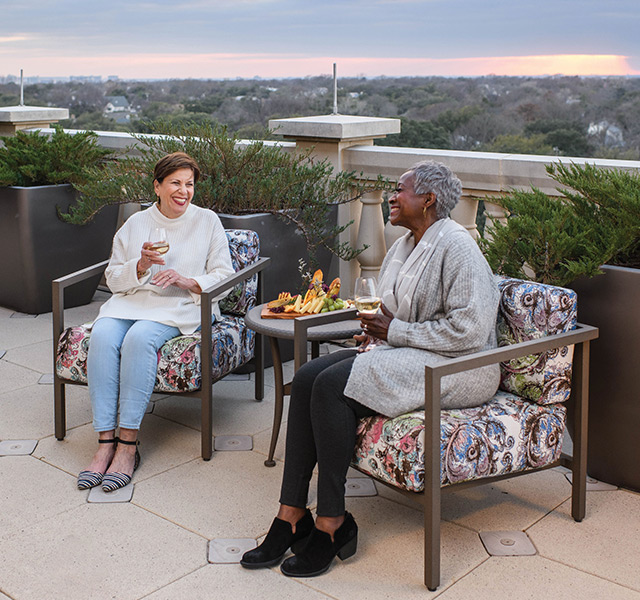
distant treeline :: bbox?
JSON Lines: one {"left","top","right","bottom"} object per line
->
{"left": 2, "top": 75, "right": 640, "bottom": 159}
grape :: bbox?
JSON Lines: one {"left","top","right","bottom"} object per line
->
{"left": 329, "top": 305, "right": 336, "bottom": 311}
{"left": 321, "top": 308, "right": 329, "bottom": 313}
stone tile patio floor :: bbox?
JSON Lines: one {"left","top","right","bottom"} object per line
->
{"left": 1, "top": 293, "right": 639, "bottom": 600}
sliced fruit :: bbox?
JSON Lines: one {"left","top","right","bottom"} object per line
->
{"left": 327, "top": 277, "right": 341, "bottom": 296}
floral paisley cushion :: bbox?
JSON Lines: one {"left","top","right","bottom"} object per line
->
{"left": 55, "top": 317, "right": 255, "bottom": 393}
{"left": 352, "top": 391, "right": 566, "bottom": 493}
{"left": 218, "top": 229, "right": 260, "bottom": 317}
{"left": 496, "top": 277, "right": 577, "bottom": 405}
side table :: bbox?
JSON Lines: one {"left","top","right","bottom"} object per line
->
{"left": 245, "top": 305, "right": 361, "bottom": 466}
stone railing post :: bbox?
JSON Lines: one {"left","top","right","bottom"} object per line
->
{"left": 0, "top": 105, "right": 69, "bottom": 136}
{"left": 268, "top": 115, "right": 400, "bottom": 295}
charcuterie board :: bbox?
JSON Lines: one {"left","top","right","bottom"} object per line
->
{"left": 260, "top": 306, "right": 304, "bottom": 319}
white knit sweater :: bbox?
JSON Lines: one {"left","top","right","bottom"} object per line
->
{"left": 95, "top": 203, "right": 235, "bottom": 334}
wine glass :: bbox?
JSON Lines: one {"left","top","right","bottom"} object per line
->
{"left": 354, "top": 277, "right": 381, "bottom": 314}
{"left": 148, "top": 227, "right": 169, "bottom": 256}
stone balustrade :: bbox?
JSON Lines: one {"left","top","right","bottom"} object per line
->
{"left": 16, "top": 117, "right": 640, "bottom": 295}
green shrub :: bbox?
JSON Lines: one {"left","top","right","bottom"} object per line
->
{"left": 0, "top": 126, "right": 112, "bottom": 187}
{"left": 64, "top": 121, "right": 389, "bottom": 264}
{"left": 480, "top": 162, "right": 640, "bottom": 285}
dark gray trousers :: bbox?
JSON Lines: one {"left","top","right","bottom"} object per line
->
{"left": 279, "top": 349, "right": 377, "bottom": 517}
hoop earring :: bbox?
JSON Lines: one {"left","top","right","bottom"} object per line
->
{"left": 423, "top": 205, "right": 428, "bottom": 217}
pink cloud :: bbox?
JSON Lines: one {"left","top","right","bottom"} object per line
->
{"left": 6, "top": 53, "right": 639, "bottom": 79}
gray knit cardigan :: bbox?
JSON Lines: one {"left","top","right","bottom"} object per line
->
{"left": 343, "top": 228, "right": 500, "bottom": 417}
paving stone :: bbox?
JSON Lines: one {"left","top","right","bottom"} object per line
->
{"left": 529, "top": 490, "right": 640, "bottom": 591}
{"left": 0, "top": 504, "right": 206, "bottom": 600}
{"left": 441, "top": 468, "right": 571, "bottom": 532}
{"left": 133, "top": 450, "right": 318, "bottom": 539}
{"left": 0, "top": 456, "right": 84, "bottom": 539}
{"left": 436, "top": 555, "right": 640, "bottom": 600}
{"left": 144, "top": 564, "right": 329, "bottom": 600}
{"left": 0, "top": 383, "right": 92, "bottom": 440}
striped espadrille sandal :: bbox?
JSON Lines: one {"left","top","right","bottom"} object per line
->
{"left": 77, "top": 438, "right": 118, "bottom": 490}
{"left": 102, "top": 439, "right": 140, "bottom": 493}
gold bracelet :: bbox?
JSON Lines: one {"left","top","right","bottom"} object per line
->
{"left": 137, "top": 269, "right": 149, "bottom": 279}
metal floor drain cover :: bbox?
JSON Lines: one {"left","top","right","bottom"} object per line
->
{"left": 344, "top": 478, "right": 377, "bottom": 497}
{"left": 10, "top": 312, "right": 38, "bottom": 318}
{"left": 214, "top": 435, "right": 253, "bottom": 451}
{"left": 38, "top": 373, "right": 54, "bottom": 385}
{"left": 87, "top": 483, "right": 134, "bottom": 503}
{"left": 0, "top": 440, "right": 38, "bottom": 456}
{"left": 479, "top": 531, "right": 536, "bottom": 556}
{"left": 564, "top": 473, "right": 618, "bottom": 491}
{"left": 208, "top": 538, "right": 256, "bottom": 563}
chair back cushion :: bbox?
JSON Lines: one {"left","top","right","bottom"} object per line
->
{"left": 218, "top": 229, "right": 260, "bottom": 317}
{"left": 352, "top": 391, "right": 567, "bottom": 492}
{"left": 496, "top": 277, "right": 577, "bottom": 405}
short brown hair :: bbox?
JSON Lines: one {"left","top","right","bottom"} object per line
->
{"left": 153, "top": 152, "right": 200, "bottom": 184}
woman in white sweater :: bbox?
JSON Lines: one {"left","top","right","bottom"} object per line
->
{"left": 77, "top": 152, "right": 234, "bottom": 493}
{"left": 241, "top": 161, "right": 499, "bottom": 578}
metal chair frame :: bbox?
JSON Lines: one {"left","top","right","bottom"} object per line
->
{"left": 292, "top": 309, "right": 598, "bottom": 590}
{"left": 52, "top": 256, "right": 270, "bottom": 461}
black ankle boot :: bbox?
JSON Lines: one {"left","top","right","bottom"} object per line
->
{"left": 241, "top": 509, "right": 314, "bottom": 569}
{"left": 280, "top": 512, "right": 358, "bottom": 577}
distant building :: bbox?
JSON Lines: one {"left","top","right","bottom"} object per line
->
{"left": 103, "top": 95, "right": 135, "bottom": 124}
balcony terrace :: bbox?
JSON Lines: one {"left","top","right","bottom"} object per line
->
{"left": 1, "top": 108, "right": 639, "bottom": 599}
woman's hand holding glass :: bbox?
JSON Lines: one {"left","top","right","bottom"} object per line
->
{"left": 138, "top": 227, "right": 168, "bottom": 274}
{"left": 353, "top": 277, "right": 393, "bottom": 351}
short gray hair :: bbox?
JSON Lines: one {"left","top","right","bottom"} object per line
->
{"left": 410, "top": 161, "right": 462, "bottom": 219}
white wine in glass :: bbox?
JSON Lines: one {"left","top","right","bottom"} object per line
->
{"left": 354, "top": 277, "right": 381, "bottom": 314}
{"left": 149, "top": 228, "right": 169, "bottom": 255}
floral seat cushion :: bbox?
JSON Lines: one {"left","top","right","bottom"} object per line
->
{"left": 55, "top": 229, "right": 259, "bottom": 392}
{"left": 56, "top": 316, "right": 254, "bottom": 393}
{"left": 353, "top": 391, "right": 566, "bottom": 492}
{"left": 352, "top": 278, "right": 575, "bottom": 493}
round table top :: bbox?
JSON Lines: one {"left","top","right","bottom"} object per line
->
{"left": 245, "top": 304, "right": 362, "bottom": 341}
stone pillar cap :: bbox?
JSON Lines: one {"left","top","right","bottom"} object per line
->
{"left": 269, "top": 114, "right": 400, "bottom": 141}
{"left": 0, "top": 105, "right": 69, "bottom": 123}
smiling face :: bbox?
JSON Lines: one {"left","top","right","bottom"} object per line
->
{"left": 388, "top": 171, "right": 428, "bottom": 229}
{"left": 153, "top": 167, "right": 195, "bottom": 219}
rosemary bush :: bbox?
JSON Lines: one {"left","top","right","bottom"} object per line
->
{"left": 0, "top": 126, "right": 112, "bottom": 187}
{"left": 65, "top": 121, "right": 388, "bottom": 263}
{"left": 481, "top": 162, "right": 640, "bottom": 286}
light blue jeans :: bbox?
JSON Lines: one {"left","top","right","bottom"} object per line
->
{"left": 87, "top": 318, "right": 181, "bottom": 431}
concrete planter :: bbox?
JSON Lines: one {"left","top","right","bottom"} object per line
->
{"left": 570, "top": 265, "right": 640, "bottom": 492}
{"left": 0, "top": 184, "right": 119, "bottom": 314}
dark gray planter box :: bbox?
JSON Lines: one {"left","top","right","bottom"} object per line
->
{"left": 219, "top": 210, "right": 339, "bottom": 365}
{"left": 570, "top": 265, "right": 640, "bottom": 492}
{"left": 0, "top": 184, "right": 119, "bottom": 315}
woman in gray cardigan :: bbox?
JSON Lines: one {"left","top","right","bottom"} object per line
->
{"left": 241, "top": 161, "right": 500, "bottom": 578}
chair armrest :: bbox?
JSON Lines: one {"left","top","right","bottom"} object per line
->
{"left": 199, "top": 256, "right": 271, "bottom": 391}
{"left": 52, "top": 259, "right": 110, "bottom": 344}
{"left": 199, "top": 256, "right": 271, "bottom": 305}
{"left": 293, "top": 308, "right": 359, "bottom": 369}
{"left": 425, "top": 323, "right": 599, "bottom": 379}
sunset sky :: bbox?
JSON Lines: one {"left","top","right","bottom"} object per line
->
{"left": 1, "top": 0, "right": 639, "bottom": 79}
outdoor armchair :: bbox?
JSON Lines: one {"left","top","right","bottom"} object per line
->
{"left": 52, "top": 229, "right": 269, "bottom": 460}
{"left": 292, "top": 276, "right": 598, "bottom": 590}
